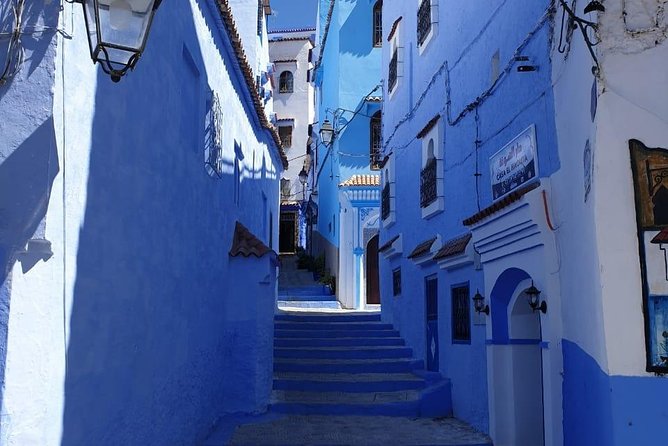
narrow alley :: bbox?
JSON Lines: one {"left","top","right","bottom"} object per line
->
{"left": 1, "top": 0, "right": 667, "bottom": 445}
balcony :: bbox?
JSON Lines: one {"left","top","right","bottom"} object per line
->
{"left": 420, "top": 157, "right": 437, "bottom": 208}
{"left": 417, "top": 0, "right": 432, "bottom": 46}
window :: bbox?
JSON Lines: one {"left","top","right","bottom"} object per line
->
{"left": 452, "top": 284, "right": 471, "bottom": 342}
{"left": 382, "top": 170, "right": 391, "bottom": 220}
{"left": 392, "top": 267, "right": 401, "bottom": 296}
{"left": 389, "top": 49, "right": 398, "bottom": 92}
{"left": 257, "top": 0, "right": 263, "bottom": 36}
{"left": 417, "top": 0, "right": 432, "bottom": 46}
{"left": 373, "top": 1, "right": 383, "bottom": 47}
{"left": 280, "top": 178, "right": 292, "bottom": 199}
{"left": 420, "top": 139, "right": 437, "bottom": 208}
{"left": 279, "top": 71, "right": 294, "bottom": 93}
{"left": 234, "top": 153, "right": 241, "bottom": 205}
{"left": 370, "top": 111, "right": 382, "bottom": 169}
{"left": 278, "top": 126, "right": 293, "bottom": 148}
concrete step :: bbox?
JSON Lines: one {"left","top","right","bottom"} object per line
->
{"left": 275, "top": 321, "right": 394, "bottom": 331}
{"left": 274, "top": 337, "right": 405, "bottom": 348}
{"left": 276, "top": 294, "right": 337, "bottom": 302}
{"left": 278, "top": 285, "right": 333, "bottom": 296}
{"left": 274, "top": 358, "right": 423, "bottom": 374}
{"left": 276, "top": 301, "right": 342, "bottom": 310}
{"left": 274, "top": 346, "right": 413, "bottom": 360}
{"left": 275, "top": 313, "right": 381, "bottom": 323}
{"left": 274, "top": 372, "right": 426, "bottom": 393}
{"left": 270, "top": 389, "right": 421, "bottom": 416}
{"left": 274, "top": 329, "right": 400, "bottom": 339}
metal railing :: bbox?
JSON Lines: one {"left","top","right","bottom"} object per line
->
{"left": 420, "top": 157, "right": 437, "bottom": 208}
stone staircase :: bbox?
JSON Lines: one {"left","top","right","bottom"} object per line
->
{"left": 271, "top": 312, "right": 453, "bottom": 417}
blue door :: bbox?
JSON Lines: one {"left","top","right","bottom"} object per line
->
{"left": 425, "top": 275, "right": 439, "bottom": 372}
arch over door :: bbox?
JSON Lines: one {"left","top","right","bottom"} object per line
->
{"left": 366, "top": 234, "right": 380, "bottom": 304}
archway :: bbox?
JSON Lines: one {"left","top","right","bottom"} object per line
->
{"left": 365, "top": 234, "right": 380, "bottom": 304}
{"left": 488, "top": 268, "right": 545, "bottom": 446}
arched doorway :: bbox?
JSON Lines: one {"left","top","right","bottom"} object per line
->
{"left": 365, "top": 234, "right": 380, "bottom": 304}
{"left": 488, "top": 268, "right": 545, "bottom": 446}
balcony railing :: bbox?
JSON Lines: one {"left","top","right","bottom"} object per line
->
{"left": 420, "top": 157, "right": 437, "bottom": 208}
{"left": 417, "top": 0, "right": 432, "bottom": 46}
{"left": 382, "top": 183, "right": 391, "bottom": 220}
{"left": 388, "top": 50, "right": 398, "bottom": 92}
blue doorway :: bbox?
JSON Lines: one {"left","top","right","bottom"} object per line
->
{"left": 425, "top": 275, "right": 439, "bottom": 372}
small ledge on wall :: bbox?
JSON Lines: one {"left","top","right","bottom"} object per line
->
{"left": 407, "top": 234, "right": 443, "bottom": 267}
{"left": 380, "top": 233, "right": 403, "bottom": 260}
{"left": 421, "top": 197, "right": 444, "bottom": 219}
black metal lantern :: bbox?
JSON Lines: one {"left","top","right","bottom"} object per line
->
{"left": 76, "top": 0, "right": 163, "bottom": 82}
{"left": 584, "top": 1, "right": 605, "bottom": 14}
{"left": 524, "top": 281, "right": 547, "bottom": 314}
{"left": 319, "top": 120, "right": 334, "bottom": 145}
{"left": 298, "top": 168, "right": 308, "bottom": 186}
{"left": 472, "top": 289, "right": 489, "bottom": 315}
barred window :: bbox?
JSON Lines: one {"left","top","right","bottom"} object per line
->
{"left": 370, "top": 111, "right": 382, "bottom": 169}
{"left": 388, "top": 49, "right": 398, "bottom": 92}
{"left": 452, "top": 284, "right": 471, "bottom": 342}
{"left": 279, "top": 71, "right": 294, "bottom": 93}
{"left": 278, "top": 126, "right": 293, "bottom": 148}
{"left": 392, "top": 267, "right": 401, "bottom": 296}
{"left": 417, "top": 0, "right": 432, "bottom": 46}
{"left": 420, "top": 140, "right": 437, "bottom": 208}
{"left": 373, "top": 1, "right": 383, "bottom": 47}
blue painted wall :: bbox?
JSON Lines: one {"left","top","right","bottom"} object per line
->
{"left": 314, "top": 0, "right": 382, "bottom": 255}
{"left": 379, "top": 0, "right": 560, "bottom": 433}
{"left": 0, "top": 1, "right": 282, "bottom": 443}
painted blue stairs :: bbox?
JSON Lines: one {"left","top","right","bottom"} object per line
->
{"left": 271, "top": 312, "right": 453, "bottom": 417}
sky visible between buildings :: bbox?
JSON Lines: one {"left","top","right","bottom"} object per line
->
{"left": 268, "top": 0, "right": 317, "bottom": 31}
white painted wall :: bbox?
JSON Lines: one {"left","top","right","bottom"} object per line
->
{"left": 551, "top": 0, "right": 668, "bottom": 376}
{"left": 270, "top": 30, "right": 315, "bottom": 202}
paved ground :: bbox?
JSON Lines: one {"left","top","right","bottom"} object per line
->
{"left": 203, "top": 414, "right": 491, "bottom": 446}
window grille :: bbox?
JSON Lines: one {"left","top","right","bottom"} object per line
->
{"left": 373, "top": 1, "right": 383, "bottom": 47}
{"left": 279, "top": 71, "right": 294, "bottom": 93}
{"left": 278, "top": 126, "right": 293, "bottom": 148}
{"left": 257, "top": 0, "right": 263, "bottom": 36}
{"left": 452, "top": 285, "right": 471, "bottom": 342}
{"left": 205, "top": 92, "right": 224, "bottom": 178}
{"left": 420, "top": 157, "right": 437, "bottom": 208}
{"left": 382, "top": 182, "right": 391, "bottom": 220}
{"left": 392, "top": 268, "right": 401, "bottom": 296}
{"left": 370, "top": 112, "right": 382, "bottom": 169}
{"left": 388, "top": 49, "right": 398, "bottom": 91}
{"left": 417, "top": 0, "right": 432, "bottom": 46}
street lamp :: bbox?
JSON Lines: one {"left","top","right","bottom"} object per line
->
{"left": 472, "top": 290, "right": 489, "bottom": 315}
{"left": 76, "top": 0, "right": 163, "bottom": 82}
{"left": 319, "top": 119, "right": 334, "bottom": 146}
{"left": 524, "top": 281, "right": 547, "bottom": 314}
{"left": 298, "top": 167, "right": 308, "bottom": 201}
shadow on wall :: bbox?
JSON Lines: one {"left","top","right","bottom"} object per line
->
{"left": 60, "top": 2, "right": 276, "bottom": 444}
{"left": 0, "top": 118, "right": 59, "bottom": 420}
{"left": 338, "top": 0, "right": 375, "bottom": 58}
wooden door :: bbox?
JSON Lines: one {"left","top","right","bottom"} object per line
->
{"left": 366, "top": 234, "right": 380, "bottom": 304}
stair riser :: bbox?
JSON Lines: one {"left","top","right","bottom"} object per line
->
{"left": 275, "top": 322, "right": 393, "bottom": 331}
{"left": 275, "top": 338, "right": 405, "bottom": 348}
{"left": 269, "top": 402, "right": 419, "bottom": 417}
{"left": 275, "top": 330, "right": 400, "bottom": 338}
{"left": 274, "top": 348, "right": 413, "bottom": 360}
{"left": 276, "top": 295, "right": 337, "bottom": 302}
{"left": 273, "top": 379, "right": 425, "bottom": 393}
{"left": 278, "top": 286, "right": 332, "bottom": 296}
{"left": 274, "top": 361, "right": 422, "bottom": 374}
{"left": 277, "top": 301, "right": 342, "bottom": 309}
{"left": 275, "top": 314, "right": 381, "bottom": 323}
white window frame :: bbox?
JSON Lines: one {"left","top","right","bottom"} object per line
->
{"left": 417, "top": 0, "right": 439, "bottom": 56}
{"left": 420, "top": 118, "right": 444, "bottom": 219}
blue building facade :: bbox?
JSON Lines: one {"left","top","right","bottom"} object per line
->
{"left": 379, "top": 0, "right": 560, "bottom": 443}
{"left": 0, "top": 0, "right": 284, "bottom": 444}
{"left": 379, "top": 1, "right": 668, "bottom": 445}
{"left": 311, "top": 0, "right": 383, "bottom": 307}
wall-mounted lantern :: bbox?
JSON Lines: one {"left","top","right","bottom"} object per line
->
{"left": 76, "top": 0, "right": 163, "bottom": 82}
{"left": 472, "top": 289, "right": 489, "bottom": 315}
{"left": 584, "top": 1, "right": 605, "bottom": 13}
{"left": 319, "top": 120, "right": 335, "bottom": 146}
{"left": 524, "top": 281, "right": 547, "bottom": 314}
{"left": 298, "top": 167, "right": 308, "bottom": 201}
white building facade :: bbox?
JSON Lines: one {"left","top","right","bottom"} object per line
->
{"left": 269, "top": 28, "right": 315, "bottom": 253}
